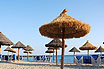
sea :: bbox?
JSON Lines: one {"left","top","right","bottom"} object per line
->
{"left": 23, "top": 55, "right": 74, "bottom": 63}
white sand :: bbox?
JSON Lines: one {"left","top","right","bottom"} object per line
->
{"left": 0, "top": 61, "right": 104, "bottom": 69}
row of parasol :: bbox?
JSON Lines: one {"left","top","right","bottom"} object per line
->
{"left": 0, "top": 32, "right": 34, "bottom": 61}
{"left": 45, "top": 39, "right": 104, "bottom": 65}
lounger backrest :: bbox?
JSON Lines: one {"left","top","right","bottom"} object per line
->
{"left": 91, "top": 56, "right": 101, "bottom": 66}
{"left": 83, "top": 56, "right": 91, "bottom": 64}
{"left": 74, "top": 56, "right": 83, "bottom": 66}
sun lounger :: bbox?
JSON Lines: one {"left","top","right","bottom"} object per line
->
{"left": 83, "top": 56, "right": 91, "bottom": 64}
{"left": 0, "top": 54, "right": 2, "bottom": 61}
{"left": 74, "top": 56, "right": 83, "bottom": 66}
{"left": 101, "top": 56, "right": 104, "bottom": 64}
{"left": 12, "top": 54, "right": 16, "bottom": 61}
{"left": 36, "top": 56, "right": 41, "bottom": 62}
{"left": 91, "top": 55, "right": 101, "bottom": 66}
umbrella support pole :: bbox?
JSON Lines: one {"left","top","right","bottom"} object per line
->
{"left": 74, "top": 52, "right": 75, "bottom": 63}
{"left": 101, "top": 52, "right": 102, "bottom": 57}
{"left": 49, "top": 53, "right": 51, "bottom": 62}
{"left": 88, "top": 50, "right": 89, "bottom": 56}
{"left": 61, "top": 23, "right": 65, "bottom": 69}
{"left": 61, "top": 38, "right": 65, "bottom": 69}
{"left": 56, "top": 47, "right": 58, "bottom": 65}
{"left": 18, "top": 48, "right": 20, "bottom": 61}
{"left": 0, "top": 45, "right": 1, "bottom": 55}
{"left": 8, "top": 51, "right": 9, "bottom": 55}
{"left": 53, "top": 49, "right": 54, "bottom": 63}
{"left": 27, "top": 52, "right": 29, "bottom": 61}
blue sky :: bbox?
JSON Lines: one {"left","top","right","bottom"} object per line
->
{"left": 0, "top": 0, "right": 104, "bottom": 55}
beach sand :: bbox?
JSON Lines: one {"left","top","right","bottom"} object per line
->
{"left": 0, "top": 61, "right": 104, "bottom": 69}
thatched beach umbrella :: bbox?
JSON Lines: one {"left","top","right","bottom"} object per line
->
{"left": 24, "top": 51, "right": 32, "bottom": 61}
{"left": 24, "top": 45, "right": 34, "bottom": 51}
{"left": 45, "top": 47, "right": 54, "bottom": 62}
{"left": 24, "top": 45, "right": 34, "bottom": 61}
{"left": 39, "top": 9, "right": 91, "bottom": 69}
{"left": 4, "top": 46, "right": 13, "bottom": 55}
{"left": 69, "top": 47, "right": 80, "bottom": 63}
{"left": 95, "top": 46, "right": 104, "bottom": 56}
{"left": 0, "top": 32, "right": 13, "bottom": 54}
{"left": 45, "top": 39, "right": 67, "bottom": 64}
{"left": 79, "top": 40, "right": 97, "bottom": 56}
{"left": 69, "top": 47, "right": 80, "bottom": 56}
{"left": 45, "top": 47, "right": 55, "bottom": 53}
{"left": 12, "top": 41, "right": 26, "bottom": 61}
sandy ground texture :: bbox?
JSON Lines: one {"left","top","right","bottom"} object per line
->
{"left": 0, "top": 61, "right": 104, "bottom": 69}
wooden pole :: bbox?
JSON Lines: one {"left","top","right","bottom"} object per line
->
{"left": 18, "top": 48, "right": 20, "bottom": 61}
{"left": 0, "top": 45, "right": 1, "bottom": 54}
{"left": 88, "top": 50, "right": 89, "bottom": 56}
{"left": 61, "top": 23, "right": 65, "bottom": 69}
{"left": 56, "top": 47, "right": 58, "bottom": 65}
{"left": 53, "top": 49, "right": 54, "bottom": 63}
{"left": 27, "top": 52, "right": 29, "bottom": 61}
{"left": 49, "top": 53, "right": 51, "bottom": 62}
{"left": 101, "top": 52, "right": 102, "bottom": 57}
{"left": 74, "top": 52, "right": 75, "bottom": 63}
{"left": 8, "top": 51, "right": 9, "bottom": 55}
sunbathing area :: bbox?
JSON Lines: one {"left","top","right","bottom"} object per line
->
{"left": 0, "top": 61, "right": 104, "bottom": 69}
{"left": 0, "top": 0, "right": 104, "bottom": 69}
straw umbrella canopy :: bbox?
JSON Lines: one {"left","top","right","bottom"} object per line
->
{"left": 45, "top": 39, "right": 67, "bottom": 65}
{"left": 10, "top": 48, "right": 16, "bottom": 53}
{"left": 24, "top": 45, "right": 34, "bottom": 51}
{"left": 69, "top": 47, "right": 80, "bottom": 56}
{"left": 24, "top": 45, "right": 34, "bottom": 61}
{"left": 4, "top": 46, "right": 13, "bottom": 55}
{"left": 45, "top": 47, "right": 55, "bottom": 53}
{"left": 95, "top": 46, "right": 104, "bottom": 56}
{"left": 0, "top": 32, "right": 13, "bottom": 54}
{"left": 79, "top": 40, "right": 97, "bottom": 56}
{"left": 12, "top": 41, "right": 26, "bottom": 61}
{"left": 24, "top": 51, "right": 32, "bottom": 54}
{"left": 39, "top": 9, "right": 91, "bottom": 69}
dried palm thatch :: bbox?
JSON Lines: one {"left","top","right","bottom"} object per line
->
{"left": 95, "top": 46, "right": 104, "bottom": 56}
{"left": 45, "top": 50, "right": 54, "bottom": 53}
{"left": 45, "top": 39, "right": 67, "bottom": 48}
{"left": 24, "top": 45, "right": 34, "bottom": 51}
{"left": 39, "top": 9, "right": 91, "bottom": 39}
{"left": 24, "top": 51, "right": 32, "bottom": 54}
{"left": 4, "top": 46, "right": 16, "bottom": 55}
{"left": 4, "top": 46, "right": 13, "bottom": 52}
{"left": 12, "top": 41, "right": 26, "bottom": 48}
{"left": 79, "top": 40, "right": 97, "bottom": 50}
{"left": 10, "top": 48, "right": 16, "bottom": 53}
{"left": 45, "top": 47, "right": 54, "bottom": 53}
{"left": 39, "top": 9, "right": 91, "bottom": 69}
{"left": 69, "top": 47, "right": 80, "bottom": 52}
{"left": 79, "top": 40, "right": 97, "bottom": 56}
{"left": 0, "top": 32, "right": 13, "bottom": 45}
{"left": 95, "top": 46, "right": 104, "bottom": 52}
